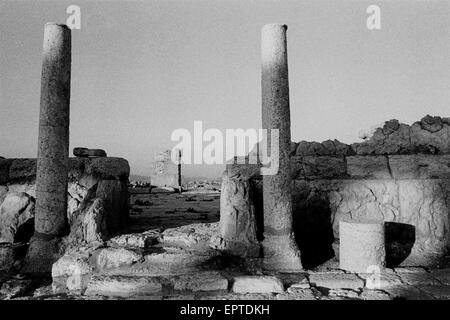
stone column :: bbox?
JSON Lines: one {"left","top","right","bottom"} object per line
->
{"left": 261, "top": 24, "right": 302, "bottom": 271}
{"left": 177, "top": 149, "right": 182, "bottom": 193}
{"left": 219, "top": 170, "right": 260, "bottom": 257}
{"left": 23, "top": 23, "right": 71, "bottom": 273}
{"left": 340, "top": 220, "right": 386, "bottom": 273}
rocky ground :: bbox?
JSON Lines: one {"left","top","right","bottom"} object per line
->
{"left": 1, "top": 191, "right": 450, "bottom": 300}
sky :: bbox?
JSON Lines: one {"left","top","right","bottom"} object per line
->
{"left": 1, "top": 0, "right": 450, "bottom": 178}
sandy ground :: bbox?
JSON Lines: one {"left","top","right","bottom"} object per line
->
{"left": 2, "top": 191, "right": 450, "bottom": 300}
{"left": 128, "top": 190, "right": 220, "bottom": 232}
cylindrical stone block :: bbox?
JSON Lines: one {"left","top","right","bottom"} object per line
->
{"left": 339, "top": 220, "right": 386, "bottom": 273}
{"left": 35, "top": 23, "right": 71, "bottom": 238}
{"left": 261, "top": 24, "right": 302, "bottom": 271}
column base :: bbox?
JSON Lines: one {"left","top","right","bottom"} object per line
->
{"left": 262, "top": 234, "right": 303, "bottom": 271}
{"left": 21, "top": 236, "right": 66, "bottom": 274}
{"left": 221, "top": 239, "right": 261, "bottom": 258}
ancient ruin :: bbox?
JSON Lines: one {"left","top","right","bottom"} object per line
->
{"left": 150, "top": 149, "right": 182, "bottom": 192}
{"left": 260, "top": 24, "right": 302, "bottom": 271}
{"left": 339, "top": 220, "right": 386, "bottom": 273}
{"left": 23, "top": 24, "right": 72, "bottom": 272}
{"left": 221, "top": 115, "right": 450, "bottom": 269}
{"left": 1, "top": 19, "right": 450, "bottom": 302}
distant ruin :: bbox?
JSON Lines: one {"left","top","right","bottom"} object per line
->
{"left": 150, "top": 150, "right": 182, "bottom": 192}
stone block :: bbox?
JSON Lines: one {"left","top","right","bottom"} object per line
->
{"left": 219, "top": 172, "right": 259, "bottom": 257}
{"left": 51, "top": 249, "right": 94, "bottom": 293}
{"left": 277, "top": 288, "right": 316, "bottom": 300}
{"left": 93, "top": 247, "right": 142, "bottom": 271}
{"left": 429, "top": 269, "right": 450, "bottom": 285}
{"left": 419, "top": 285, "right": 450, "bottom": 299}
{"left": 9, "top": 159, "right": 37, "bottom": 182}
{"left": 0, "top": 159, "right": 12, "bottom": 185}
{"left": 0, "top": 192, "right": 35, "bottom": 243}
{"left": 85, "top": 157, "right": 130, "bottom": 181}
{"left": 84, "top": 275, "right": 162, "bottom": 297}
{"left": 358, "top": 272, "right": 403, "bottom": 289}
{"left": 359, "top": 289, "right": 391, "bottom": 300}
{"left": 346, "top": 156, "right": 391, "bottom": 179}
{"left": 389, "top": 155, "right": 450, "bottom": 179}
{"left": 108, "top": 230, "right": 160, "bottom": 248}
{"left": 172, "top": 272, "right": 228, "bottom": 292}
{"left": 339, "top": 220, "right": 385, "bottom": 273}
{"left": 308, "top": 273, "right": 364, "bottom": 290}
{"left": 394, "top": 267, "right": 427, "bottom": 273}
{"left": 161, "top": 222, "right": 219, "bottom": 251}
{"left": 397, "top": 273, "right": 442, "bottom": 286}
{"left": 299, "top": 156, "right": 347, "bottom": 179}
{"left": 232, "top": 276, "right": 284, "bottom": 293}
{"left": 73, "top": 147, "right": 107, "bottom": 157}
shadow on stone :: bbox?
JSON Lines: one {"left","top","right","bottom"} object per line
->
{"left": 251, "top": 179, "right": 264, "bottom": 242}
{"left": 292, "top": 198, "right": 335, "bottom": 269}
{"left": 385, "top": 222, "right": 415, "bottom": 268}
{"left": 14, "top": 218, "right": 35, "bottom": 244}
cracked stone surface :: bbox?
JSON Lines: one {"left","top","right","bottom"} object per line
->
{"left": 397, "top": 273, "right": 442, "bottom": 286}
{"left": 84, "top": 275, "right": 162, "bottom": 297}
{"left": 358, "top": 272, "right": 403, "bottom": 289}
{"left": 430, "top": 269, "right": 450, "bottom": 285}
{"left": 171, "top": 271, "right": 228, "bottom": 292}
{"left": 308, "top": 273, "right": 364, "bottom": 290}
{"left": 420, "top": 285, "right": 450, "bottom": 299}
{"left": 232, "top": 276, "right": 284, "bottom": 294}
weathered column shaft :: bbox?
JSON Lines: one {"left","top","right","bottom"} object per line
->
{"left": 35, "top": 23, "right": 71, "bottom": 238}
{"left": 261, "top": 24, "right": 302, "bottom": 270}
{"left": 22, "top": 23, "right": 71, "bottom": 274}
{"left": 219, "top": 171, "right": 260, "bottom": 257}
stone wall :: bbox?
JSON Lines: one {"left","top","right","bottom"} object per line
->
{"left": 222, "top": 116, "right": 450, "bottom": 268}
{"left": 0, "top": 157, "right": 130, "bottom": 269}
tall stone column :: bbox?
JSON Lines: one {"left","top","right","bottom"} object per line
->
{"left": 261, "top": 24, "right": 302, "bottom": 271}
{"left": 23, "top": 23, "right": 71, "bottom": 273}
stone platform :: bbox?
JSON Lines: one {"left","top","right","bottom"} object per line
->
{"left": 0, "top": 157, "right": 130, "bottom": 272}
{"left": 225, "top": 153, "right": 450, "bottom": 267}
{"left": 1, "top": 221, "right": 449, "bottom": 300}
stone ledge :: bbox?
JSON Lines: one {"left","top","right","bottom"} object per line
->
{"left": 232, "top": 276, "right": 284, "bottom": 294}
{"left": 308, "top": 273, "right": 364, "bottom": 290}
{"left": 84, "top": 275, "right": 162, "bottom": 297}
{"left": 227, "top": 154, "right": 450, "bottom": 181}
{"left": 295, "top": 156, "right": 347, "bottom": 180}
{"left": 171, "top": 272, "right": 228, "bottom": 292}
{"left": 0, "top": 157, "right": 130, "bottom": 183}
{"left": 346, "top": 156, "right": 391, "bottom": 179}
{"left": 389, "top": 155, "right": 450, "bottom": 179}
